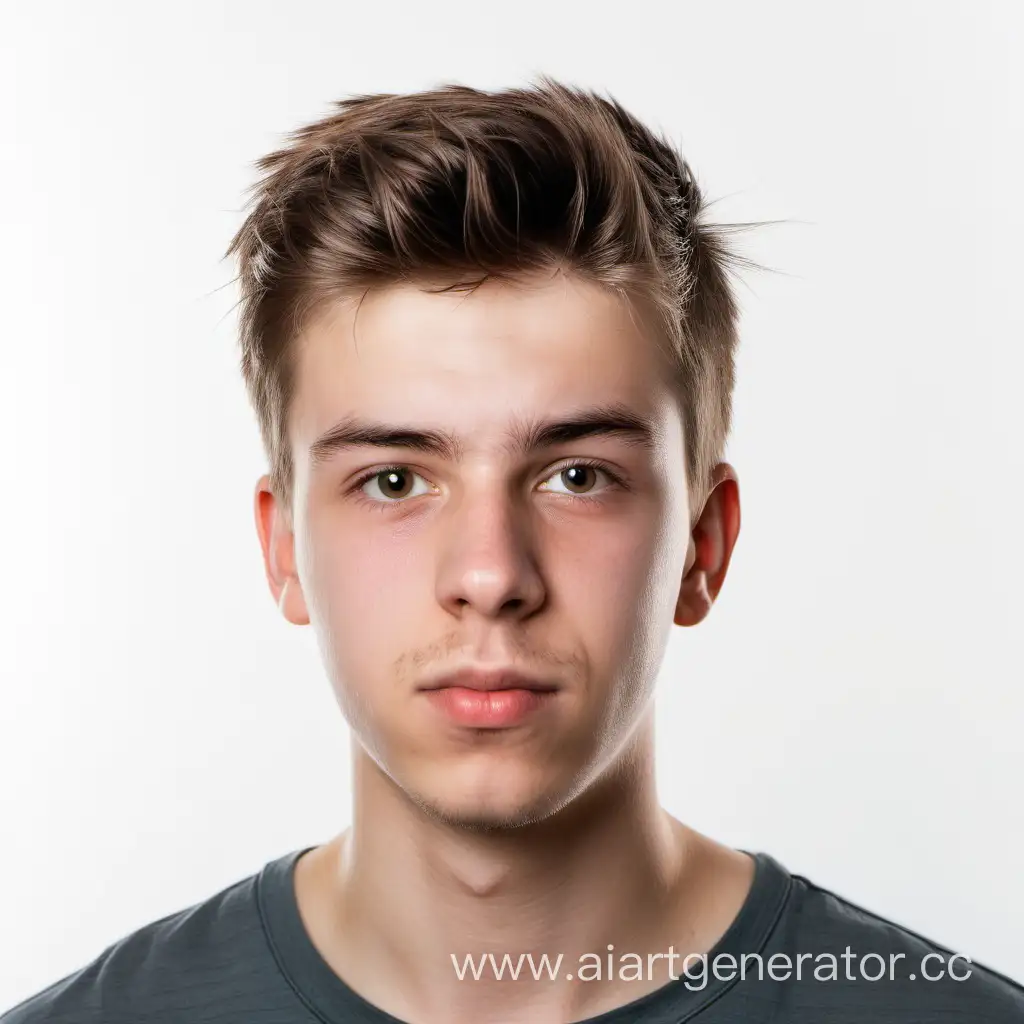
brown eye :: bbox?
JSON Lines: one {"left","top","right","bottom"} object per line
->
{"left": 539, "top": 463, "right": 612, "bottom": 498}
{"left": 561, "top": 465, "right": 598, "bottom": 493}
{"left": 378, "top": 469, "right": 413, "bottom": 498}
{"left": 360, "top": 467, "right": 431, "bottom": 503}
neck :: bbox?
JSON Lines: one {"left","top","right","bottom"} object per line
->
{"left": 294, "top": 713, "right": 752, "bottom": 1024}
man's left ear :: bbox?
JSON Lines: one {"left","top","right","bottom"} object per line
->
{"left": 674, "top": 462, "right": 741, "bottom": 627}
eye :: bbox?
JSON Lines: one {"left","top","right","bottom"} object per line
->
{"left": 359, "top": 466, "right": 434, "bottom": 503}
{"left": 538, "top": 462, "right": 615, "bottom": 497}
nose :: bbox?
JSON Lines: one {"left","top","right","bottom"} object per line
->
{"left": 435, "top": 484, "right": 546, "bottom": 622}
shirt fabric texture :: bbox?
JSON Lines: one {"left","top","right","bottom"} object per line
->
{"left": 3, "top": 847, "right": 1022, "bottom": 1023}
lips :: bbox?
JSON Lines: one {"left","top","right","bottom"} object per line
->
{"left": 418, "top": 666, "right": 560, "bottom": 694}
{"left": 418, "top": 666, "right": 560, "bottom": 728}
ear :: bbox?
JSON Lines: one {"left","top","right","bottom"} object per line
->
{"left": 674, "top": 463, "right": 741, "bottom": 627}
{"left": 254, "top": 474, "right": 310, "bottom": 626}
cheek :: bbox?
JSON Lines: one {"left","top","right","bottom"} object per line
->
{"left": 311, "top": 528, "right": 423, "bottom": 621}
{"left": 553, "top": 520, "right": 671, "bottom": 658}
{"left": 560, "top": 510, "right": 669, "bottom": 598}
{"left": 301, "top": 527, "right": 429, "bottom": 740}
{"left": 298, "top": 521, "right": 415, "bottom": 681}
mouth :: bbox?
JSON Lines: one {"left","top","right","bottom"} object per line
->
{"left": 418, "top": 667, "right": 560, "bottom": 694}
{"left": 418, "top": 667, "right": 561, "bottom": 728}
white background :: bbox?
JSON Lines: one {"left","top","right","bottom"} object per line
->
{"left": 1, "top": 0, "right": 1022, "bottom": 1011}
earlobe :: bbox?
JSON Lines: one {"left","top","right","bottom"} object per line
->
{"left": 672, "top": 462, "right": 741, "bottom": 628}
{"left": 674, "top": 534, "right": 709, "bottom": 627}
{"left": 254, "top": 475, "right": 310, "bottom": 626}
{"left": 278, "top": 577, "right": 311, "bottom": 626}
{"left": 674, "top": 573, "right": 712, "bottom": 627}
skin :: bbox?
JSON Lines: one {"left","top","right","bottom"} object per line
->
{"left": 255, "top": 269, "right": 748, "bottom": 1024}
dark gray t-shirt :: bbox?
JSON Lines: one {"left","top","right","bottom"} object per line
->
{"left": 3, "top": 847, "right": 1022, "bottom": 1023}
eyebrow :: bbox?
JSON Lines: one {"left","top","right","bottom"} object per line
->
{"left": 308, "top": 403, "right": 661, "bottom": 467}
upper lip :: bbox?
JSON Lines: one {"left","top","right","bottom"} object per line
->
{"left": 418, "top": 667, "right": 560, "bottom": 693}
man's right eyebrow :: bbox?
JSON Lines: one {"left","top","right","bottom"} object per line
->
{"left": 309, "top": 419, "right": 463, "bottom": 466}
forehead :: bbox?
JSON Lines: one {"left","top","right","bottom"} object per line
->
{"left": 289, "top": 272, "right": 675, "bottom": 446}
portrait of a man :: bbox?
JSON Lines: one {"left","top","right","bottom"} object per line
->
{"left": 2, "top": 39, "right": 1021, "bottom": 1024}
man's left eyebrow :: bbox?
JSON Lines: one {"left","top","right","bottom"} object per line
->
{"left": 502, "top": 404, "right": 661, "bottom": 457}
{"left": 308, "top": 403, "right": 661, "bottom": 466}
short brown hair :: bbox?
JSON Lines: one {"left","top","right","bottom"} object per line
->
{"left": 224, "top": 76, "right": 759, "bottom": 519}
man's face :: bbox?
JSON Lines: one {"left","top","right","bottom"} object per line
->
{"left": 274, "top": 272, "right": 691, "bottom": 829}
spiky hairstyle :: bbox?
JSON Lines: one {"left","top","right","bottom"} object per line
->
{"left": 225, "top": 77, "right": 752, "bottom": 517}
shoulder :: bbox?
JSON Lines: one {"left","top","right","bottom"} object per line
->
{"left": 763, "top": 863, "right": 1024, "bottom": 1021}
{"left": 1, "top": 865, "right": 284, "bottom": 1023}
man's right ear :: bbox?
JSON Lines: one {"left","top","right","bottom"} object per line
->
{"left": 254, "top": 474, "right": 310, "bottom": 626}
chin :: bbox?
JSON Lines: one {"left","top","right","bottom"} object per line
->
{"left": 406, "top": 761, "right": 573, "bottom": 833}
{"left": 413, "top": 796, "right": 561, "bottom": 833}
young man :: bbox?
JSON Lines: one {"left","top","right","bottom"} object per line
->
{"left": 4, "top": 78, "right": 1021, "bottom": 1024}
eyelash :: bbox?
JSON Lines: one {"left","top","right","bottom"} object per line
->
{"left": 348, "top": 458, "right": 626, "bottom": 511}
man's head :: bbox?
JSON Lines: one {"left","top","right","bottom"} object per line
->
{"left": 226, "top": 78, "right": 745, "bottom": 830}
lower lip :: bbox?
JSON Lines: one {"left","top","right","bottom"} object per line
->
{"left": 423, "top": 686, "right": 557, "bottom": 728}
